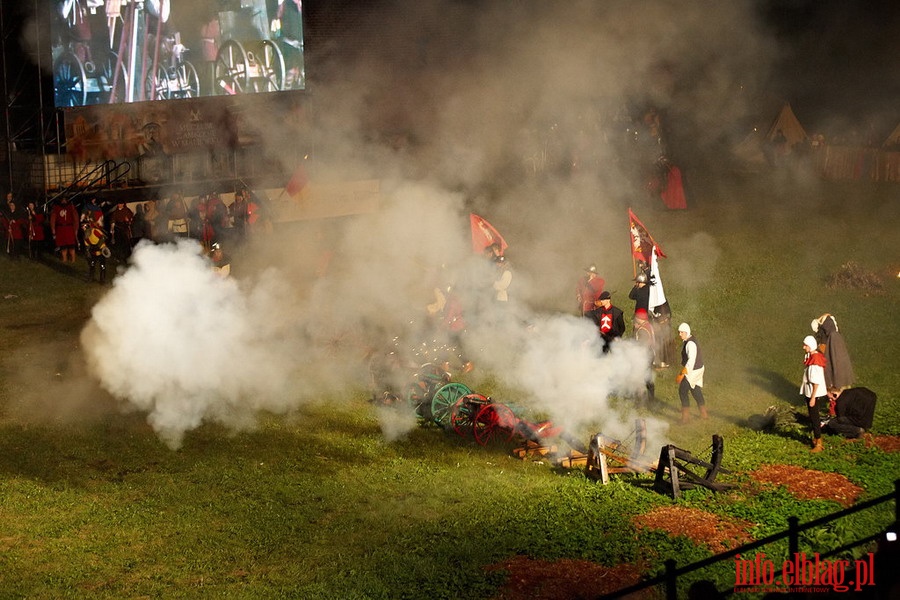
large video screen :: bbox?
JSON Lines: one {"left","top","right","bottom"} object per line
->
{"left": 51, "top": 0, "right": 305, "bottom": 107}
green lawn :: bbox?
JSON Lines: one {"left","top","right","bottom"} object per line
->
{"left": 1, "top": 173, "right": 898, "bottom": 599}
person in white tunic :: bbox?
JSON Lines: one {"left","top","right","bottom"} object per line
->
{"left": 676, "top": 322, "right": 707, "bottom": 423}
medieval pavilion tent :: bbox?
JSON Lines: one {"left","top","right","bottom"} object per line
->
{"left": 883, "top": 122, "right": 900, "bottom": 149}
{"left": 733, "top": 103, "right": 809, "bottom": 168}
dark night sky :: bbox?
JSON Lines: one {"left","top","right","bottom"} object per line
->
{"left": 300, "top": 0, "right": 900, "bottom": 138}
{"left": 759, "top": 0, "right": 900, "bottom": 135}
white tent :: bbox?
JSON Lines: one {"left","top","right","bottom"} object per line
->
{"left": 733, "top": 103, "right": 809, "bottom": 167}
{"left": 883, "top": 122, "right": 900, "bottom": 148}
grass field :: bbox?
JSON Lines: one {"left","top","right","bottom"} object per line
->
{"left": 1, "top": 172, "right": 898, "bottom": 599}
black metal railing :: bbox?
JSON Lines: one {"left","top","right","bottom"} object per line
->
{"left": 598, "top": 479, "right": 899, "bottom": 599}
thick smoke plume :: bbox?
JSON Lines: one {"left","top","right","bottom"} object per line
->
{"left": 17, "top": 1, "right": 781, "bottom": 449}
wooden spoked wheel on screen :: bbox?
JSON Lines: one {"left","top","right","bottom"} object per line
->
{"left": 172, "top": 60, "right": 200, "bottom": 99}
{"left": 54, "top": 51, "right": 87, "bottom": 106}
{"left": 214, "top": 40, "right": 249, "bottom": 95}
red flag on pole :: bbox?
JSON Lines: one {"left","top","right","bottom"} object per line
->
{"left": 285, "top": 161, "right": 309, "bottom": 198}
{"left": 470, "top": 213, "right": 508, "bottom": 255}
{"left": 628, "top": 209, "right": 665, "bottom": 271}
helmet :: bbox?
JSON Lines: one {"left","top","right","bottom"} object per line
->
{"left": 634, "top": 272, "right": 648, "bottom": 284}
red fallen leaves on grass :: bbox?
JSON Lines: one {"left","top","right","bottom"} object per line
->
{"left": 750, "top": 464, "right": 863, "bottom": 508}
{"left": 486, "top": 556, "right": 652, "bottom": 600}
{"left": 633, "top": 506, "right": 754, "bottom": 554}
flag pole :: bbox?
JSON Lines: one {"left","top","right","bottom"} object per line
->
{"left": 628, "top": 208, "right": 637, "bottom": 278}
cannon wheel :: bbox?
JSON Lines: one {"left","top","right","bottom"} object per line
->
{"left": 174, "top": 60, "right": 200, "bottom": 99}
{"left": 259, "top": 40, "right": 285, "bottom": 91}
{"left": 406, "top": 381, "right": 429, "bottom": 418}
{"left": 145, "top": 65, "right": 169, "bottom": 101}
{"left": 430, "top": 383, "right": 471, "bottom": 428}
{"left": 405, "top": 363, "right": 449, "bottom": 421}
{"left": 100, "top": 53, "right": 129, "bottom": 104}
{"left": 54, "top": 51, "right": 87, "bottom": 106}
{"left": 214, "top": 39, "right": 249, "bottom": 95}
{"left": 473, "top": 403, "right": 517, "bottom": 446}
{"left": 450, "top": 393, "right": 487, "bottom": 437}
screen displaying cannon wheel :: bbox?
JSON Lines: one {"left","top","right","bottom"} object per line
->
{"left": 51, "top": 0, "right": 305, "bottom": 107}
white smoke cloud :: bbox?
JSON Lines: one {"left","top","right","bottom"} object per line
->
{"left": 9, "top": 1, "right": 782, "bottom": 451}
{"left": 80, "top": 239, "right": 303, "bottom": 448}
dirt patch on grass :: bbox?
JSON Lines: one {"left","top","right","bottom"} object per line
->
{"left": 633, "top": 506, "right": 754, "bottom": 554}
{"left": 486, "top": 556, "right": 651, "bottom": 600}
{"left": 862, "top": 434, "right": 900, "bottom": 453}
{"left": 825, "top": 261, "right": 884, "bottom": 294}
{"left": 750, "top": 464, "right": 863, "bottom": 507}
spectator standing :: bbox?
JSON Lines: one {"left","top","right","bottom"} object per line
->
{"left": 26, "top": 201, "right": 49, "bottom": 260}
{"left": 811, "top": 314, "right": 855, "bottom": 393}
{"left": 207, "top": 241, "right": 231, "bottom": 277}
{"left": 650, "top": 301, "right": 675, "bottom": 368}
{"left": 231, "top": 188, "right": 249, "bottom": 243}
{"left": 426, "top": 285, "right": 473, "bottom": 374}
{"left": 586, "top": 291, "right": 625, "bottom": 353}
{"left": 4, "top": 199, "right": 27, "bottom": 259}
{"left": 800, "top": 335, "right": 827, "bottom": 453}
{"left": 82, "top": 211, "right": 109, "bottom": 283}
{"left": 576, "top": 265, "right": 605, "bottom": 316}
{"left": 676, "top": 322, "right": 707, "bottom": 423}
{"left": 631, "top": 273, "right": 658, "bottom": 408}
{"left": 109, "top": 201, "right": 135, "bottom": 262}
{"left": 0, "top": 196, "right": 8, "bottom": 251}
{"left": 492, "top": 255, "right": 512, "bottom": 303}
{"left": 629, "top": 272, "right": 654, "bottom": 347}
{"left": 143, "top": 200, "right": 163, "bottom": 242}
{"left": 167, "top": 192, "right": 190, "bottom": 238}
{"left": 50, "top": 197, "right": 80, "bottom": 263}
{"left": 132, "top": 203, "right": 148, "bottom": 244}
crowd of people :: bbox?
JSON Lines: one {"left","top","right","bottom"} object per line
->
{"left": 800, "top": 313, "right": 872, "bottom": 453}
{"left": 6, "top": 190, "right": 878, "bottom": 447}
{"left": 576, "top": 260, "right": 874, "bottom": 445}
{"left": 0, "top": 187, "right": 270, "bottom": 282}
{"left": 574, "top": 261, "right": 878, "bottom": 444}
{"left": 376, "top": 235, "right": 876, "bottom": 448}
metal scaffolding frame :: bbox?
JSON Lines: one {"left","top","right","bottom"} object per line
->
{"left": 0, "top": 1, "right": 310, "bottom": 205}
{"left": 0, "top": 0, "right": 62, "bottom": 201}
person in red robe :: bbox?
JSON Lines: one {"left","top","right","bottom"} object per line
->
{"left": 27, "top": 201, "right": 48, "bottom": 260}
{"left": 576, "top": 265, "right": 605, "bottom": 316}
{"left": 50, "top": 197, "right": 80, "bottom": 263}
{"left": 656, "top": 156, "right": 687, "bottom": 210}
{"left": 4, "top": 199, "right": 27, "bottom": 260}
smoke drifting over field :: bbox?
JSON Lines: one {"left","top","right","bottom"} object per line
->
{"left": 46, "top": 1, "right": 779, "bottom": 448}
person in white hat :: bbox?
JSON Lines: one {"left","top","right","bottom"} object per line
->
{"left": 801, "top": 335, "right": 827, "bottom": 453}
{"left": 676, "top": 322, "right": 707, "bottom": 423}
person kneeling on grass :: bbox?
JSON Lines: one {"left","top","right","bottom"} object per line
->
{"left": 822, "top": 387, "right": 876, "bottom": 439}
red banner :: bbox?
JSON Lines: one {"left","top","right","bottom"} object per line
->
{"left": 470, "top": 213, "right": 508, "bottom": 255}
{"left": 628, "top": 208, "right": 665, "bottom": 269}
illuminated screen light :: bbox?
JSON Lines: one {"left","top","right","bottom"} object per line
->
{"left": 51, "top": 0, "right": 305, "bottom": 108}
